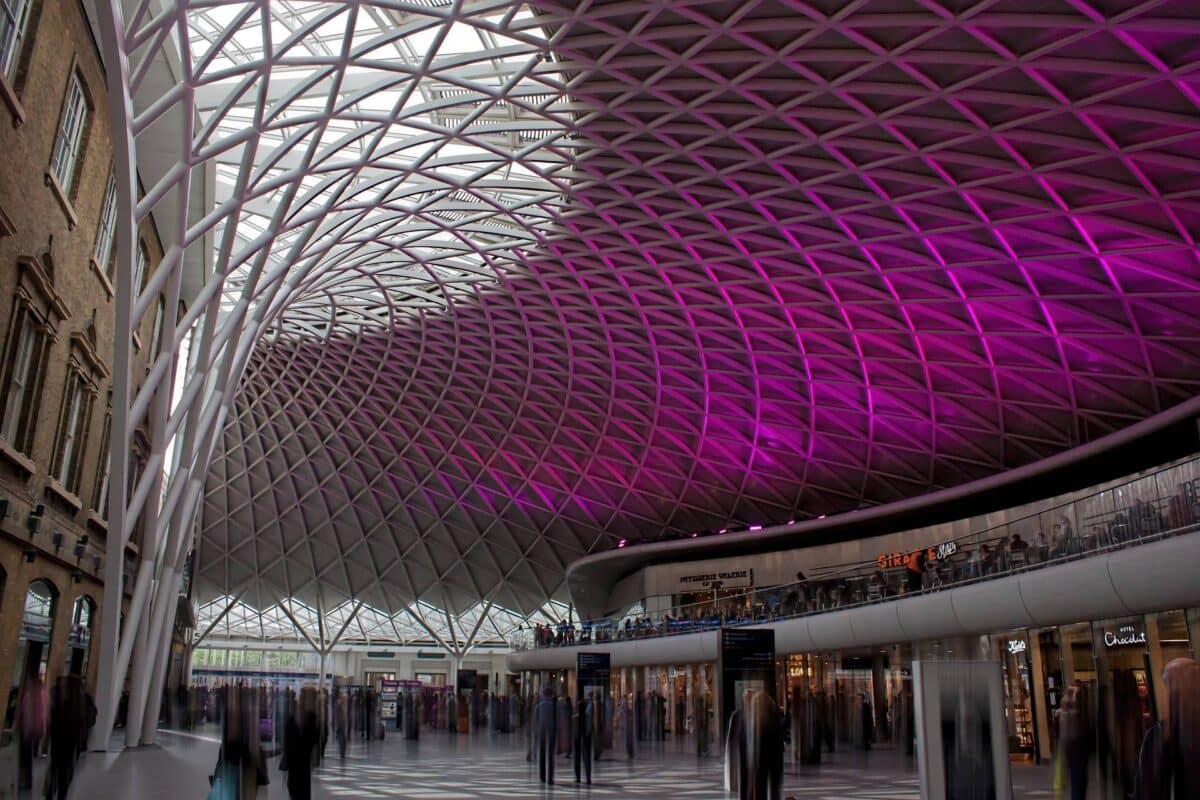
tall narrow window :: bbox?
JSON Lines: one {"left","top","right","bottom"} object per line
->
{"left": 133, "top": 239, "right": 148, "bottom": 295}
{"left": 95, "top": 171, "right": 117, "bottom": 278}
{"left": 53, "top": 372, "right": 90, "bottom": 492}
{"left": 150, "top": 295, "right": 165, "bottom": 362}
{"left": 93, "top": 410, "right": 111, "bottom": 516}
{"left": 127, "top": 430, "right": 149, "bottom": 507}
{"left": 65, "top": 595, "right": 95, "bottom": 677}
{"left": 3, "top": 262, "right": 63, "bottom": 460}
{"left": 49, "top": 71, "right": 87, "bottom": 192}
{"left": 0, "top": 308, "right": 44, "bottom": 453}
{"left": 0, "top": 0, "right": 33, "bottom": 83}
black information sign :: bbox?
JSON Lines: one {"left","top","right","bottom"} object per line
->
{"left": 576, "top": 652, "right": 611, "bottom": 698}
{"left": 576, "top": 652, "right": 612, "bottom": 756}
{"left": 718, "top": 628, "right": 776, "bottom": 736}
{"left": 456, "top": 668, "right": 477, "bottom": 692}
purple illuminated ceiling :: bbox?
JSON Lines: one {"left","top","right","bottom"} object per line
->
{"left": 200, "top": 0, "right": 1200, "bottom": 619}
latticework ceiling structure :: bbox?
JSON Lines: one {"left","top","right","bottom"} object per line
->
{"left": 194, "top": 595, "right": 566, "bottom": 647}
{"left": 105, "top": 0, "right": 1200, "bottom": 649}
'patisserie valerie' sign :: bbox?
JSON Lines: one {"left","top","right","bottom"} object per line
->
{"left": 678, "top": 569, "right": 753, "bottom": 591}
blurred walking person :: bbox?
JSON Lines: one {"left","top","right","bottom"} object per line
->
{"left": 43, "top": 676, "right": 84, "bottom": 800}
{"left": 1136, "top": 657, "right": 1200, "bottom": 799}
{"left": 860, "top": 693, "right": 874, "bottom": 751}
{"left": 335, "top": 688, "right": 349, "bottom": 759}
{"left": 574, "top": 691, "right": 596, "bottom": 785}
{"left": 1055, "top": 684, "right": 1093, "bottom": 800}
{"left": 318, "top": 688, "right": 329, "bottom": 763}
{"left": 534, "top": 686, "right": 557, "bottom": 785}
{"left": 283, "top": 709, "right": 318, "bottom": 800}
{"left": 208, "top": 685, "right": 266, "bottom": 799}
{"left": 14, "top": 667, "right": 47, "bottom": 793}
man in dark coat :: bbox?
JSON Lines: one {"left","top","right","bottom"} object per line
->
{"left": 45, "top": 676, "right": 83, "bottom": 800}
{"left": 743, "top": 691, "right": 784, "bottom": 800}
{"left": 284, "top": 710, "right": 317, "bottom": 800}
{"left": 535, "top": 687, "right": 558, "bottom": 784}
{"left": 335, "top": 689, "right": 349, "bottom": 758}
{"left": 574, "top": 693, "right": 596, "bottom": 784}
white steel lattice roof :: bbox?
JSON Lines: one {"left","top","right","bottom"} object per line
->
{"left": 106, "top": 0, "right": 1200, "bottom": 644}
{"left": 194, "top": 595, "right": 566, "bottom": 646}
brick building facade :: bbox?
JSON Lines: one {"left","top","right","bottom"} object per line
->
{"left": 0, "top": 0, "right": 166, "bottom": 730}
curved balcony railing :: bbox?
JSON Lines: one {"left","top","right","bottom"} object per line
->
{"left": 513, "top": 455, "right": 1200, "bottom": 651}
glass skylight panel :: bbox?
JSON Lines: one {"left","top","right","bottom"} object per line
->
{"left": 403, "top": 25, "right": 442, "bottom": 58}
{"left": 202, "top": 4, "right": 249, "bottom": 29}
{"left": 441, "top": 23, "right": 486, "bottom": 55}
{"left": 175, "top": 0, "right": 568, "bottom": 390}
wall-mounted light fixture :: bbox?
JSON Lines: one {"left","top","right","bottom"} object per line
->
{"left": 71, "top": 571, "right": 83, "bottom": 584}
{"left": 26, "top": 504, "right": 44, "bottom": 537}
{"left": 23, "top": 549, "right": 36, "bottom": 564}
{"left": 52, "top": 530, "right": 64, "bottom": 553}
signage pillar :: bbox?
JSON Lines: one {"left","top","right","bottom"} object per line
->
{"left": 577, "top": 651, "right": 611, "bottom": 766}
{"left": 912, "top": 661, "right": 1012, "bottom": 800}
{"left": 716, "top": 628, "right": 776, "bottom": 749}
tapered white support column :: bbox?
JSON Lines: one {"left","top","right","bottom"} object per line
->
{"left": 88, "top": 0, "right": 134, "bottom": 752}
{"left": 124, "top": 574, "right": 157, "bottom": 749}
{"left": 140, "top": 568, "right": 183, "bottom": 744}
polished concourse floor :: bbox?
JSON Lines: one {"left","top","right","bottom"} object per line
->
{"left": 67, "top": 727, "right": 1055, "bottom": 799}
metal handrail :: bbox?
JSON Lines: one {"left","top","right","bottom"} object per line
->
{"left": 515, "top": 454, "right": 1200, "bottom": 651}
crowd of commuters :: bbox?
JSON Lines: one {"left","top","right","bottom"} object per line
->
{"left": 516, "top": 659, "right": 1200, "bottom": 800}
{"left": 1051, "top": 658, "right": 1200, "bottom": 800}
{"left": 7, "top": 672, "right": 96, "bottom": 799}
{"left": 9, "top": 656, "right": 1195, "bottom": 799}
{"left": 527, "top": 685, "right": 687, "bottom": 786}
{"left": 181, "top": 680, "right": 537, "bottom": 797}
{"left": 410, "top": 686, "right": 522, "bottom": 734}
{"left": 527, "top": 481, "right": 1200, "bottom": 650}
{"left": 194, "top": 682, "right": 391, "bottom": 799}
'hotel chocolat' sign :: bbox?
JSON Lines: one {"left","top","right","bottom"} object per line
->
{"left": 1103, "top": 625, "right": 1148, "bottom": 648}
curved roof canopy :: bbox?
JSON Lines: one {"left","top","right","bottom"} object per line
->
{"left": 113, "top": 0, "right": 1200, "bottom": 645}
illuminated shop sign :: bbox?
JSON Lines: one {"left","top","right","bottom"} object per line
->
{"left": 678, "top": 569, "right": 753, "bottom": 591}
{"left": 1103, "top": 625, "right": 1148, "bottom": 648}
{"left": 1007, "top": 639, "right": 1027, "bottom": 655}
{"left": 876, "top": 540, "right": 957, "bottom": 570}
